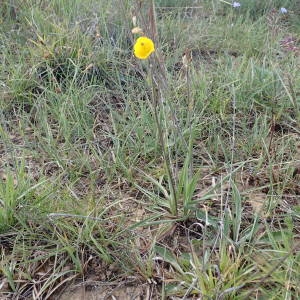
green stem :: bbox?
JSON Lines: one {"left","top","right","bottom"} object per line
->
{"left": 149, "top": 64, "right": 178, "bottom": 216}
{"left": 186, "top": 63, "right": 194, "bottom": 178}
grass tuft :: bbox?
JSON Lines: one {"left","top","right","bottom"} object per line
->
{"left": 1, "top": 0, "right": 299, "bottom": 298}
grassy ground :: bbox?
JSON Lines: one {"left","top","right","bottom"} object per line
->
{"left": 0, "top": 0, "right": 299, "bottom": 299}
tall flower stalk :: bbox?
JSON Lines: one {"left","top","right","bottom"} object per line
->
{"left": 132, "top": 0, "right": 201, "bottom": 217}
{"left": 132, "top": 1, "right": 178, "bottom": 216}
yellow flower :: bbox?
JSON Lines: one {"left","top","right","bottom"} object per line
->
{"left": 133, "top": 36, "right": 155, "bottom": 59}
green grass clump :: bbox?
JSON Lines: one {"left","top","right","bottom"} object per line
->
{"left": 0, "top": 0, "right": 299, "bottom": 298}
